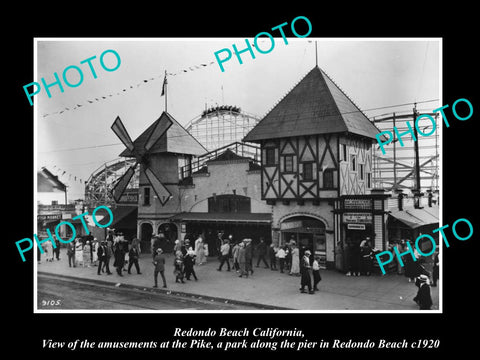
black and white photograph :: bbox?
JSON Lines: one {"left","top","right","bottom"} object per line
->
{"left": 7, "top": 7, "right": 478, "bottom": 356}
{"left": 33, "top": 38, "right": 442, "bottom": 312}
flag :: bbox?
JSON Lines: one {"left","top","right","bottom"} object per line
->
{"left": 161, "top": 74, "right": 167, "bottom": 96}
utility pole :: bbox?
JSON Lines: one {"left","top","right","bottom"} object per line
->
{"left": 413, "top": 104, "right": 422, "bottom": 208}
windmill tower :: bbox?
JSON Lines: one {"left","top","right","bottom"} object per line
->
{"left": 111, "top": 111, "right": 206, "bottom": 250}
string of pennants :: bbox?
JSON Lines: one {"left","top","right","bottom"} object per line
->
{"left": 46, "top": 164, "right": 85, "bottom": 184}
{"left": 41, "top": 60, "right": 217, "bottom": 118}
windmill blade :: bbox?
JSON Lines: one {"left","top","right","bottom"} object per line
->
{"left": 111, "top": 165, "right": 136, "bottom": 203}
{"left": 144, "top": 115, "right": 173, "bottom": 153}
{"left": 144, "top": 167, "right": 172, "bottom": 206}
{"left": 111, "top": 116, "right": 135, "bottom": 152}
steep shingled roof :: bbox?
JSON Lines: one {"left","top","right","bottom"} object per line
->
{"left": 243, "top": 66, "right": 381, "bottom": 142}
{"left": 38, "top": 167, "right": 67, "bottom": 192}
{"left": 120, "top": 112, "right": 207, "bottom": 157}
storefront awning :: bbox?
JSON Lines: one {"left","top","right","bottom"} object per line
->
{"left": 389, "top": 207, "right": 439, "bottom": 229}
{"left": 169, "top": 212, "right": 271, "bottom": 224}
{"left": 108, "top": 206, "right": 138, "bottom": 228}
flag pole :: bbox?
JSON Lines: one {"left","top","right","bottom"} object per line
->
{"left": 164, "top": 70, "right": 168, "bottom": 113}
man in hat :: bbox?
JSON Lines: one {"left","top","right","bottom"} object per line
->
{"left": 413, "top": 275, "right": 433, "bottom": 310}
{"left": 360, "top": 238, "right": 373, "bottom": 276}
{"left": 300, "top": 250, "right": 314, "bottom": 294}
{"left": 255, "top": 237, "right": 269, "bottom": 268}
{"left": 182, "top": 239, "right": 190, "bottom": 257}
{"left": 128, "top": 238, "right": 142, "bottom": 275}
{"left": 244, "top": 238, "right": 254, "bottom": 275}
{"left": 97, "top": 240, "right": 111, "bottom": 275}
{"left": 153, "top": 248, "right": 167, "bottom": 288}
{"left": 217, "top": 239, "right": 231, "bottom": 271}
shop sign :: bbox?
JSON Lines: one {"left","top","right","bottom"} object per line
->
{"left": 118, "top": 191, "right": 138, "bottom": 204}
{"left": 344, "top": 198, "right": 371, "bottom": 210}
{"left": 37, "top": 214, "right": 61, "bottom": 221}
{"left": 343, "top": 212, "right": 372, "bottom": 224}
{"left": 347, "top": 224, "right": 366, "bottom": 230}
{"left": 280, "top": 220, "right": 302, "bottom": 230}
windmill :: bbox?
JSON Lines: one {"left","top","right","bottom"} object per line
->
{"left": 110, "top": 114, "right": 174, "bottom": 206}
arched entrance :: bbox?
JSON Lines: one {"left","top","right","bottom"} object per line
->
{"left": 280, "top": 215, "right": 327, "bottom": 268}
{"left": 140, "top": 222, "right": 153, "bottom": 253}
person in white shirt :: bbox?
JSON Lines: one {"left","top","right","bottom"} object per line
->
{"left": 276, "top": 246, "right": 287, "bottom": 273}
{"left": 217, "top": 239, "right": 231, "bottom": 271}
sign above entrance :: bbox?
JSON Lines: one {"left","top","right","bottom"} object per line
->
{"left": 344, "top": 198, "right": 371, "bottom": 210}
{"left": 280, "top": 220, "right": 303, "bottom": 230}
{"left": 347, "top": 224, "right": 366, "bottom": 230}
{"left": 343, "top": 212, "right": 372, "bottom": 224}
{"left": 37, "top": 214, "right": 62, "bottom": 221}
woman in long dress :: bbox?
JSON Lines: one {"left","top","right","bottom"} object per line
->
{"left": 75, "top": 239, "right": 84, "bottom": 267}
{"left": 289, "top": 245, "right": 300, "bottom": 276}
{"left": 83, "top": 241, "right": 91, "bottom": 267}
{"left": 195, "top": 236, "right": 207, "bottom": 265}
{"left": 91, "top": 238, "right": 99, "bottom": 266}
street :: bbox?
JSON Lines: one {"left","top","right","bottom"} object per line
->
{"left": 37, "top": 273, "right": 275, "bottom": 311}
{"left": 36, "top": 251, "right": 439, "bottom": 311}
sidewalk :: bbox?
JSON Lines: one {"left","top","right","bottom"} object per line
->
{"left": 36, "top": 251, "right": 440, "bottom": 311}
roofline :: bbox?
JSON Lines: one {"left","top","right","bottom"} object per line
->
{"left": 244, "top": 130, "right": 378, "bottom": 143}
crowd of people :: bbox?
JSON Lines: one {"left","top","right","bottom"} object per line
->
{"left": 392, "top": 239, "right": 438, "bottom": 310}
{"left": 150, "top": 231, "right": 324, "bottom": 294}
{"left": 343, "top": 237, "right": 377, "bottom": 277}
{"left": 210, "top": 234, "right": 323, "bottom": 294}
{"left": 343, "top": 236, "right": 437, "bottom": 310}
{"left": 38, "top": 229, "right": 437, "bottom": 309}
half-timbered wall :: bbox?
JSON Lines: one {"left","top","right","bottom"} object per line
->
{"left": 261, "top": 134, "right": 339, "bottom": 200}
{"left": 338, "top": 135, "right": 373, "bottom": 196}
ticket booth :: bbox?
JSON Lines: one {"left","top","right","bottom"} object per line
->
{"left": 280, "top": 216, "right": 327, "bottom": 268}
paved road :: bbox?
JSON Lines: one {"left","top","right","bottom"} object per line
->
{"left": 37, "top": 274, "right": 272, "bottom": 311}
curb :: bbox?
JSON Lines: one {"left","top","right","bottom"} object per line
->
{"left": 38, "top": 271, "right": 292, "bottom": 310}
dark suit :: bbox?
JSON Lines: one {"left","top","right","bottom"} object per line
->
{"left": 414, "top": 283, "right": 433, "bottom": 310}
{"left": 153, "top": 254, "right": 167, "bottom": 287}
{"left": 97, "top": 245, "right": 111, "bottom": 274}
{"left": 128, "top": 247, "right": 141, "bottom": 274}
{"left": 300, "top": 256, "right": 313, "bottom": 293}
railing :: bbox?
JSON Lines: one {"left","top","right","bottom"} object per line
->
{"left": 179, "top": 141, "right": 261, "bottom": 180}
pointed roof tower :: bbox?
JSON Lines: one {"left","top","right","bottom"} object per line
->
{"left": 243, "top": 66, "right": 380, "bottom": 142}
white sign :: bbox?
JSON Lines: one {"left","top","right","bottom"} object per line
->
{"left": 343, "top": 212, "right": 372, "bottom": 224}
{"left": 344, "top": 198, "right": 371, "bottom": 209}
{"left": 280, "top": 221, "right": 302, "bottom": 230}
{"left": 347, "top": 224, "right": 366, "bottom": 230}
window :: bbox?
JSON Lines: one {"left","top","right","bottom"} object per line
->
{"left": 342, "top": 144, "right": 347, "bottom": 161}
{"left": 359, "top": 164, "right": 364, "bottom": 180}
{"left": 208, "top": 194, "right": 251, "bottom": 213}
{"left": 350, "top": 154, "right": 357, "bottom": 172}
{"left": 303, "top": 162, "right": 314, "bottom": 181}
{"left": 323, "top": 169, "right": 334, "bottom": 188}
{"left": 265, "top": 148, "right": 276, "bottom": 166}
{"left": 367, "top": 172, "right": 372, "bottom": 188}
{"left": 143, "top": 187, "right": 150, "bottom": 206}
{"left": 284, "top": 155, "right": 294, "bottom": 172}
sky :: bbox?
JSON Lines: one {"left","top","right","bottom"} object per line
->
{"left": 35, "top": 38, "right": 440, "bottom": 201}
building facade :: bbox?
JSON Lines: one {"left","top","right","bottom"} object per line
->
{"left": 244, "top": 66, "right": 390, "bottom": 270}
